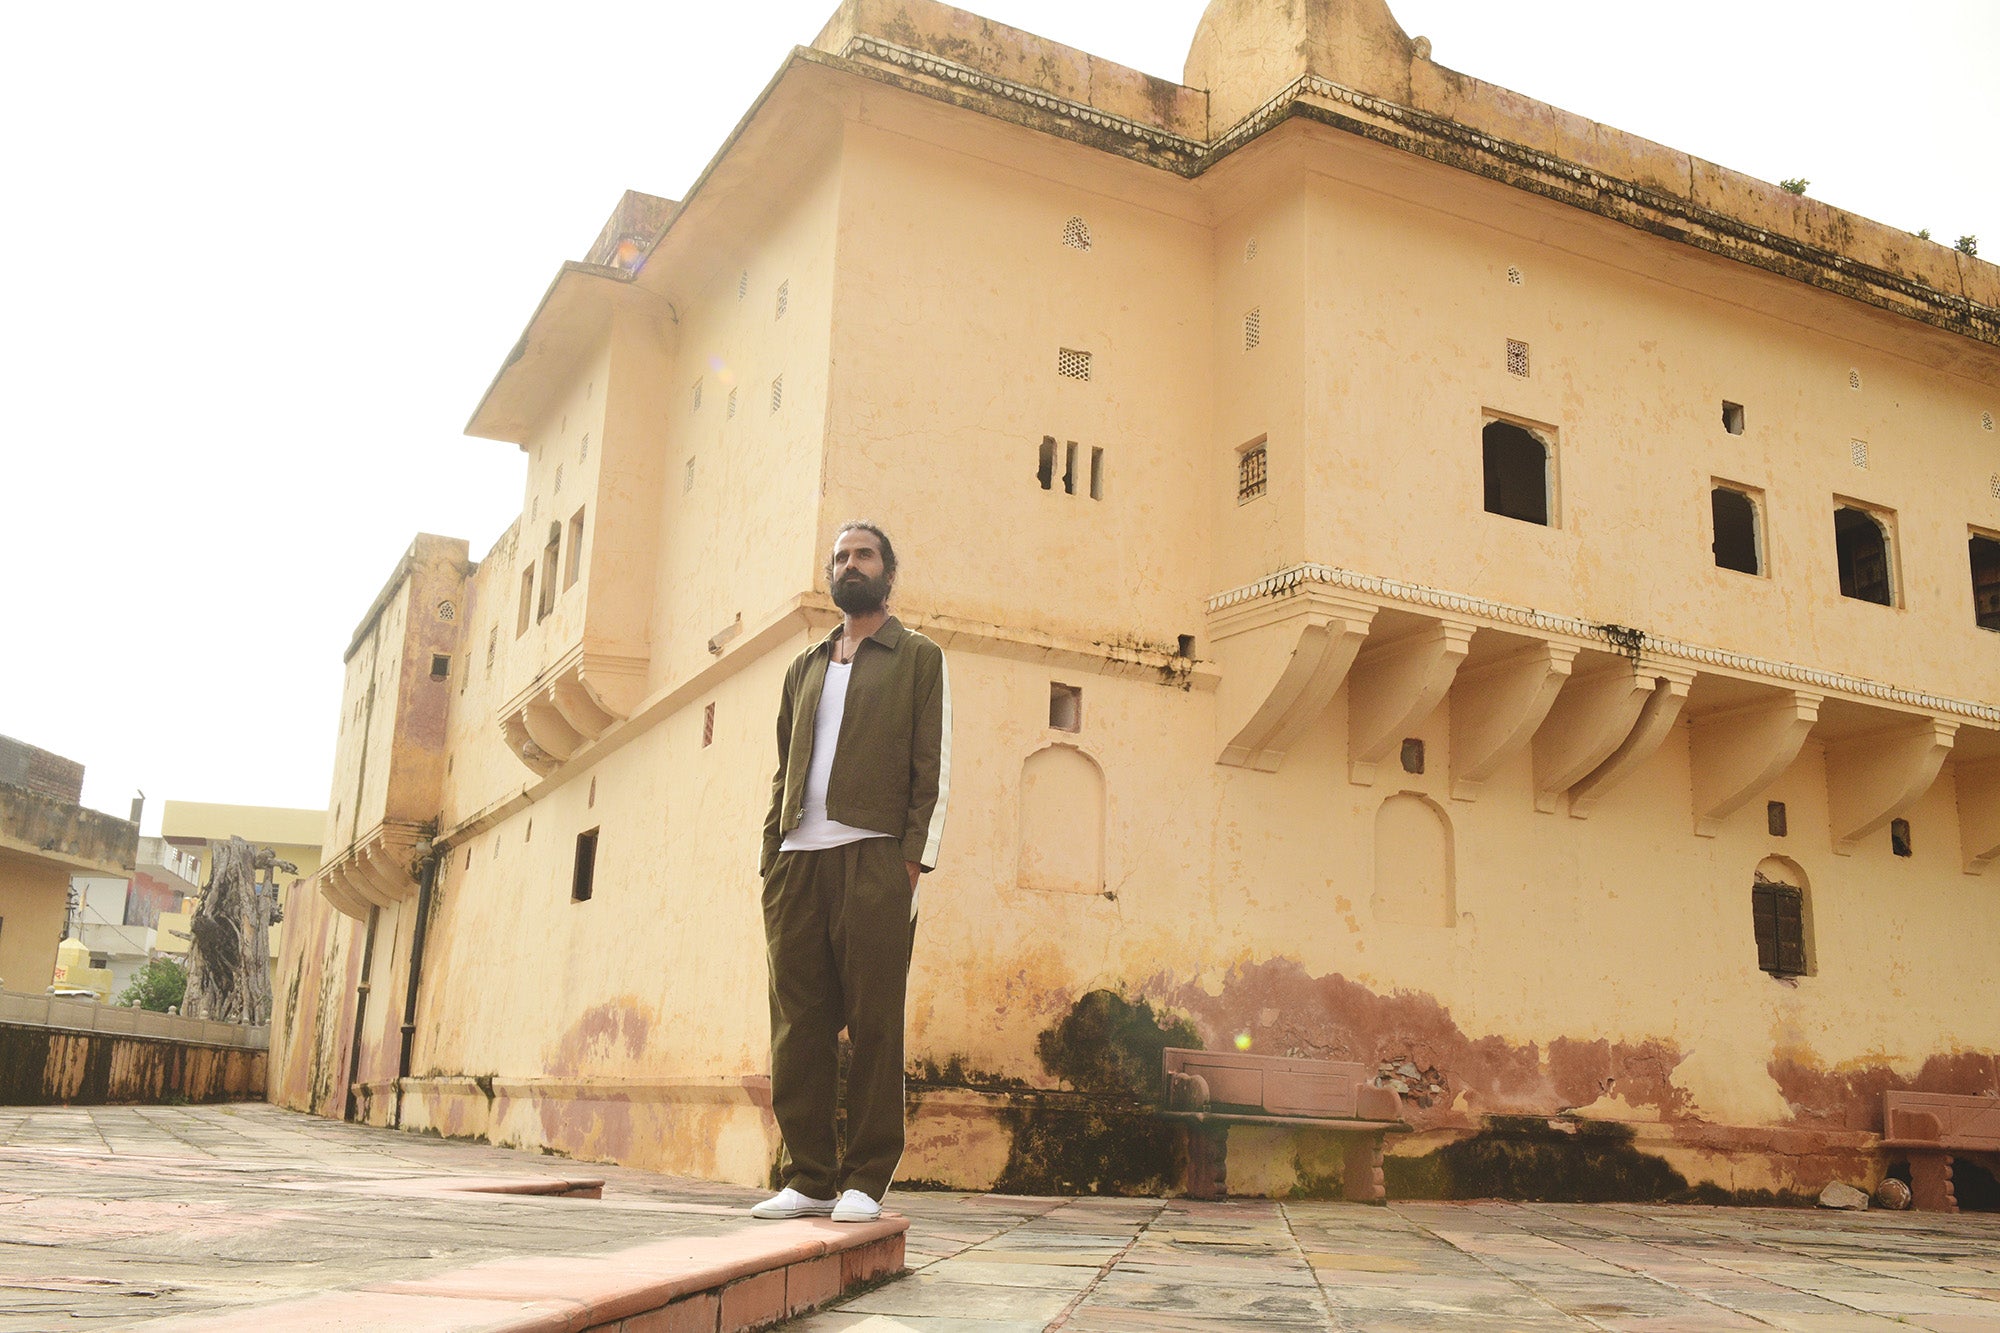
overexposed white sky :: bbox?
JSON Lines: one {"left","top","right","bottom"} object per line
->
{"left": 2, "top": 1, "right": 1993, "bottom": 832}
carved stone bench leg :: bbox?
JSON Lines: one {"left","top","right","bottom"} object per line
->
{"left": 1184, "top": 1123, "right": 1229, "bottom": 1200}
{"left": 1908, "top": 1152, "right": 1957, "bottom": 1213}
{"left": 1343, "top": 1133, "right": 1386, "bottom": 1204}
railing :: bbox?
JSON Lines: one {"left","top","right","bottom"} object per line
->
{"left": 0, "top": 989, "right": 268, "bottom": 1050}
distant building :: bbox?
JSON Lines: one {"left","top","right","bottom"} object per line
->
{"left": 275, "top": 0, "right": 2000, "bottom": 1201}
{"left": 154, "top": 801, "right": 323, "bottom": 976}
{"left": 0, "top": 735, "right": 136, "bottom": 993}
{"left": 69, "top": 837, "right": 205, "bottom": 997}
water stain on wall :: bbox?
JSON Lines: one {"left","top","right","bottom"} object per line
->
{"left": 1160, "top": 958, "right": 1695, "bottom": 1128}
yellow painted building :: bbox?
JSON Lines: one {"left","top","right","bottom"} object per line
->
{"left": 274, "top": 0, "right": 2000, "bottom": 1201}
{"left": 0, "top": 736, "right": 137, "bottom": 995}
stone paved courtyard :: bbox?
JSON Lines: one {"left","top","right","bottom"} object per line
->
{"left": 0, "top": 1104, "right": 1995, "bottom": 1330}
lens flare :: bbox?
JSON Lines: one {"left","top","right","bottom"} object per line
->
{"left": 1233, "top": 1032, "right": 1252, "bottom": 1052}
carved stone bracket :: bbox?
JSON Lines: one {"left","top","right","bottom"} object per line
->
{"left": 1209, "top": 589, "right": 1377, "bottom": 771}
{"left": 1449, "top": 642, "right": 1578, "bottom": 802}
{"left": 317, "top": 823, "right": 429, "bottom": 923}
{"left": 1689, "top": 689, "right": 1824, "bottom": 837}
{"left": 1532, "top": 661, "right": 1658, "bottom": 814}
{"left": 1956, "top": 758, "right": 2000, "bottom": 875}
{"left": 1346, "top": 619, "right": 1478, "bottom": 785}
{"left": 1568, "top": 665, "right": 1696, "bottom": 818}
{"left": 500, "top": 649, "right": 648, "bottom": 777}
{"left": 1827, "top": 717, "right": 1959, "bottom": 855}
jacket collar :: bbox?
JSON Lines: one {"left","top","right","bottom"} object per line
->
{"left": 820, "top": 615, "right": 907, "bottom": 656}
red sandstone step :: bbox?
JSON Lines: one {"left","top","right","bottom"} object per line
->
{"left": 132, "top": 1215, "right": 908, "bottom": 1332}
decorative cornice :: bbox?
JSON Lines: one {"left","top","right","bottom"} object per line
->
{"left": 841, "top": 36, "right": 1204, "bottom": 156}
{"left": 828, "top": 40, "right": 1995, "bottom": 347}
{"left": 1207, "top": 562, "right": 2000, "bottom": 726}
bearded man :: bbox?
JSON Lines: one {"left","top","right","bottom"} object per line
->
{"left": 750, "top": 520, "right": 950, "bottom": 1223}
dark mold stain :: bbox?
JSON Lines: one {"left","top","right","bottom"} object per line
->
{"left": 1384, "top": 1116, "right": 1810, "bottom": 1206}
{"left": 986, "top": 989, "right": 1199, "bottom": 1195}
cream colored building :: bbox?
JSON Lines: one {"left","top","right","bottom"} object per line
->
{"left": 274, "top": 0, "right": 2000, "bottom": 1201}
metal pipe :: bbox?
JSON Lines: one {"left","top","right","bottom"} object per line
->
{"left": 392, "top": 845, "right": 438, "bottom": 1129}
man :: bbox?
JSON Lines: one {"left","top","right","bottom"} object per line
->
{"left": 752, "top": 521, "right": 950, "bottom": 1223}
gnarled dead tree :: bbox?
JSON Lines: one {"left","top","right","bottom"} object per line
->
{"left": 183, "top": 837, "right": 294, "bottom": 1025}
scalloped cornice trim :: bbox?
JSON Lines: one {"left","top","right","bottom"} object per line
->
{"left": 1207, "top": 562, "right": 2000, "bottom": 726}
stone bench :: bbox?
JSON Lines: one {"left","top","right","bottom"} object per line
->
{"left": 1881, "top": 1090, "right": 2000, "bottom": 1212}
{"left": 1161, "top": 1048, "right": 1409, "bottom": 1203}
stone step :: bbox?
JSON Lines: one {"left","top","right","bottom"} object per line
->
{"left": 131, "top": 1214, "right": 907, "bottom": 1332}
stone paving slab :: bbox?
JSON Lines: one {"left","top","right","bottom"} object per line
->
{"left": 4, "top": 1106, "right": 2000, "bottom": 1331}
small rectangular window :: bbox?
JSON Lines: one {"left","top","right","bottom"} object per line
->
{"left": 1057, "top": 348, "right": 1091, "bottom": 381}
{"left": 775, "top": 280, "right": 789, "bottom": 320}
{"left": 1711, "top": 484, "right": 1762, "bottom": 575}
{"left": 1767, "top": 801, "right": 1787, "bottom": 837}
{"left": 771, "top": 375, "right": 784, "bottom": 413}
{"left": 702, "top": 702, "right": 715, "bottom": 747}
{"left": 1970, "top": 533, "right": 2000, "bottom": 631}
{"left": 1243, "top": 308, "right": 1261, "bottom": 351}
{"left": 430, "top": 653, "right": 450, "bottom": 681}
{"left": 1752, "top": 880, "right": 1806, "bottom": 977}
{"left": 1089, "top": 447, "right": 1104, "bottom": 501}
{"left": 684, "top": 457, "right": 695, "bottom": 493}
{"left": 1482, "top": 419, "right": 1551, "bottom": 526}
{"left": 1400, "top": 739, "right": 1425, "bottom": 774}
{"left": 537, "top": 521, "right": 560, "bottom": 621}
{"left": 1049, "top": 683, "right": 1081, "bottom": 732}
{"left": 1890, "top": 818, "right": 1912, "bottom": 858}
{"left": 517, "top": 568, "right": 534, "bottom": 637}
{"left": 565, "top": 507, "right": 585, "bottom": 589}
{"left": 1506, "top": 339, "right": 1530, "bottom": 378}
{"left": 1063, "top": 441, "right": 1078, "bottom": 495}
{"left": 1237, "top": 438, "right": 1267, "bottom": 503}
{"left": 572, "top": 828, "right": 599, "bottom": 903}
{"left": 1722, "top": 401, "right": 1744, "bottom": 434}
{"left": 1037, "top": 437, "right": 1056, "bottom": 491}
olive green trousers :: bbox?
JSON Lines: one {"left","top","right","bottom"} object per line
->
{"left": 762, "top": 838, "right": 916, "bottom": 1201}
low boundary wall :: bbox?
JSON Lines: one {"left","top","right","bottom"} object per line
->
{"left": 0, "top": 990, "right": 267, "bottom": 1106}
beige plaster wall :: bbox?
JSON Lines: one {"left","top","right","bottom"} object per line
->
{"left": 0, "top": 851, "right": 70, "bottom": 994}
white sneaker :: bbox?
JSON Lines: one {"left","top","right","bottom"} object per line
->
{"left": 831, "top": 1188, "right": 882, "bottom": 1222}
{"left": 749, "top": 1186, "right": 837, "bottom": 1219}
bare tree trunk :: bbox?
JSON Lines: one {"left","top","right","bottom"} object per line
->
{"left": 184, "top": 837, "right": 290, "bottom": 1025}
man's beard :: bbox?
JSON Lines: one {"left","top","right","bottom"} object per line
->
{"left": 831, "top": 571, "right": 891, "bottom": 613}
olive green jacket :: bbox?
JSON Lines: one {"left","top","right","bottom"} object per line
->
{"left": 761, "top": 616, "right": 951, "bottom": 878}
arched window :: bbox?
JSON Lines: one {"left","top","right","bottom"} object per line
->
{"left": 1372, "top": 794, "right": 1454, "bottom": 927}
{"left": 1834, "top": 506, "right": 1893, "bottom": 605}
{"left": 1018, "top": 746, "right": 1104, "bottom": 894}
{"left": 1751, "top": 856, "right": 1812, "bottom": 977}
{"left": 1482, "top": 421, "right": 1550, "bottom": 525}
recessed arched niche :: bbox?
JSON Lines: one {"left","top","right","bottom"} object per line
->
{"left": 1018, "top": 744, "right": 1105, "bottom": 894}
{"left": 1373, "top": 793, "right": 1455, "bottom": 927}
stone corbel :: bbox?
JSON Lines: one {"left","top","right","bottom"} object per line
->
{"left": 1827, "top": 716, "right": 1958, "bottom": 855}
{"left": 319, "top": 866, "right": 372, "bottom": 921}
{"left": 1688, "top": 689, "right": 1824, "bottom": 837}
{"left": 1449, "top": 642, "right": 1578, "bottom": 801}
{"left": 1209, "top": 590, "right": 1377, "bottom": 771}
{"left": 1346, "top": 619, "right": 1478, "bottom": 785}
{"left": 520, "top": 693, "right": 584, "bottom": 763}
{"left": 549, "top": 674, "right": 616, "bottom": 740}
{"left": 500, "top": 713, "right": 559, "bottom": 777}
{"left": 1532, "top": 661, "right": 1659, "bottom": 813}
{"left": 1568, "top": 666, "right": 1696, "bottom": 818}
{"left": 1955, "top": 758, "right": 2000, "bottom": 875}
{"left": 578, "top": 651, "right": 648, "bottom": 720}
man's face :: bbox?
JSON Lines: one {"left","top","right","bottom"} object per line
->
{"left": 829, "top": 529, "right": 891, "bottom": 613}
